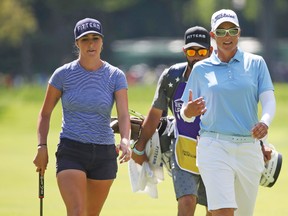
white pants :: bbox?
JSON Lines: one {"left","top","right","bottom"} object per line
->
{"left": 197, "top": 136, "right": 264, "bottom": 216}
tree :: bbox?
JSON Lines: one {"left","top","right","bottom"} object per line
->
{"left": 0, "top": 0, "right": 37, "bottom": 80}
{"left": 0, "top": 0, "right": 37, "bottom": 46}
{"left": 1, "top": 0, "right": 288, "bottom": 81}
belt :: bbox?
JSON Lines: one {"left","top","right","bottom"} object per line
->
{"left": 201, "top": 132, "right": 255, "bottom": 143}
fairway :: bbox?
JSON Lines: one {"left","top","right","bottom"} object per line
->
{"left": 0, "top": 83, "right": 287, "bottom": 215}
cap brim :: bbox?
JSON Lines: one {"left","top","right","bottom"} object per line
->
{"left": 183, "top": 42, "right": 209, "bottom": 49}
{"left": 212, "top": 20, "right": 239, "bottom": 31}
{"left": 75, "top": 31, "right": 104, "bottom": 40}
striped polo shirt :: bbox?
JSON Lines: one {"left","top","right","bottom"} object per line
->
{"left": 49, "top": 60, "right": 128, "bottom": 145}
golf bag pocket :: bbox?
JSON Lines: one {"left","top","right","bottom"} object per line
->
{"left": 175, "top": 135, "right": 199, "bottom": 174}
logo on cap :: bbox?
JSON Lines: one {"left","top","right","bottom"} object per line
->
{"left": 186, "top": 34, "right": 207, "bottom": 40}
{"left": 76, "top": 22, "right": 101, "bottom": 32}
{"left": 213, "top": 13, "right": 237, "bottom": 24}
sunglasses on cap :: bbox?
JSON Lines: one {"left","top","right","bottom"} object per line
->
{"left": 214, "top": 27, "right": 240, "bottom": 37}
{"left": 186, "top": 49, "right": 208, "bottom": 57}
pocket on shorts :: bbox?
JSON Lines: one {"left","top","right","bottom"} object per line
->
{"left": 107, "top": 145, "right": 119, "bottom": 159}
{"left": 95, "top": 145, "right": 118, "bottom": 160}
{"left": 55, "top": 142, "right": 81, "bottom": 160}
{"left": 198, "top": 136, "right": 215, "bottom": 149}
{"left": 197, "top": 136, "right": 216, "bottom": 167}
{"left": 55, "top": 143, "right": 64, "bottom": 158}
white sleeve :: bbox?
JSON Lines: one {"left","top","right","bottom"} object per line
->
{"left": 259, "top": 90, "right": 276, "bottom": 127}
{"left": 180, "top": 102, "right": 196, "bottom": 123}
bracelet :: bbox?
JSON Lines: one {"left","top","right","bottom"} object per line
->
{"left": 38, "top": 144, "right": 47, "bottom": 147}
{"left": 132, "top": 147, "right": 145, "bottom": 156}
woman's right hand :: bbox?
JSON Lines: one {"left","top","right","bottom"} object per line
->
{"left": 33, "top": 146, "right": 49, "bottom": 176}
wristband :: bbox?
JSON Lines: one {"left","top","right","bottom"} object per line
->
{"left": 38, "top": 144, "right": 47, "bottom": 147}
{"left": 132, "top": 147, "right": 145, "bottom": 156}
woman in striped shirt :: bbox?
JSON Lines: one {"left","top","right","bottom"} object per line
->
{"left": 33, "top": 18, "right": 131, "bottom": 216}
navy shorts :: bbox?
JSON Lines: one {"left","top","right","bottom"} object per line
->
{"left": 55, "top": 138, "right": 118, "bottom": 180}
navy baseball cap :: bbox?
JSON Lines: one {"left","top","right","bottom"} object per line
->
{"left": 74, "top": 18, "right": 104, "bottom": 40}
{"left": 183, "top": 26, "right": 210, "bottom": 49}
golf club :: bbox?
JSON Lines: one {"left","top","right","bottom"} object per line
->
{"left": 39, "top": 172, "right": 44, "bottom": 216}
{"left": 129, "top": 109, "right": 145, "bottom": 120}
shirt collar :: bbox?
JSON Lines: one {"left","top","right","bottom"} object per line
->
{"left": 210, "top": 47, "right": 243, "bottom": 65}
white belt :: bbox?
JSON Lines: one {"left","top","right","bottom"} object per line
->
{"left": 201, "top": 132, "right": 255, "bottom": 143}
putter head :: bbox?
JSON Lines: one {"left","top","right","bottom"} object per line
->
{"left": 260, "top": 145, "right": 282, "bottom": 187}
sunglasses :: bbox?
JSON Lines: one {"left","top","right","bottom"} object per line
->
{"left": 214, "top": 27, "right": 240, "bottom": 37}
{"left": 186, "top": 49, "right": 208, "bottom": 57}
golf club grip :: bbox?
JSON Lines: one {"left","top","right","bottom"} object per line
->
{"left": 39, "top": 173, "right": 44, "bottom": 198}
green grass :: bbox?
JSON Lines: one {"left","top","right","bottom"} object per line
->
{"left": 0, "top": 83, "right": 287, "bottom": 215}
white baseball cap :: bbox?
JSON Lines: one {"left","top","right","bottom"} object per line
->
{"left": 211, "top": 9, "right": 239, "bottom": 31}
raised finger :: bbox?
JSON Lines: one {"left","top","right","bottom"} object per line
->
{"left": 188, "top": 89, "right": 193, "bottom": 101}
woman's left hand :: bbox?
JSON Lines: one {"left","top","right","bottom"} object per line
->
{"left": 117, "top": 142, "right": 131, "bottom": 164}
{"left": 251, "top": 122, "right": 268, "bottom": 140}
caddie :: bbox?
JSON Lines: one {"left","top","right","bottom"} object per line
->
{"left": 132, "top": 26, "right": 213, "bottom": 216}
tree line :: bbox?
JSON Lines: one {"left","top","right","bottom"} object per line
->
{"left": 0, "top": 0, "right": 288, "bottom": 82}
